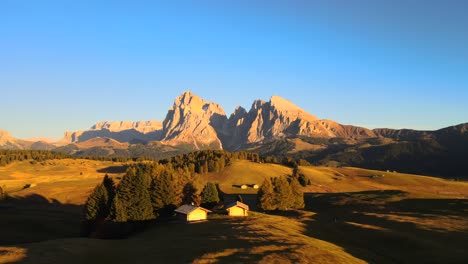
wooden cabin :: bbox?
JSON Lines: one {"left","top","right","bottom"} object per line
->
{"left": 174, "top": 205, "right": 211, "bottom": 222}
{"left": 226, "top": 201, "right": 249, "bottom": 217}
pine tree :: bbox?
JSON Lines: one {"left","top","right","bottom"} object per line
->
{"left": 116, "top": 173, "right": 154, "bottom": 221}
{"left": 258, "top": 178, "right": 276, "bottom": 210}
{"left": 110, "top": 195, "right": 127, "bottom": 222}
{"left": 274, "top": 177, "right": 294, "bottom": 210}
{"left": 290, "top": 177, "right": 305, "bottom": 209}
{"left": 201, "top": 182, "right": 219, "bottom": 207}
{"left": 182, "top": 182, "right": 201, "bottom": 206}
{"left": 149, "top": 170, "right": 181, "bottom": 216}
{"left": 102, "top": 174, "right": 116, "bottom": 200}
{"left": 84, "top": 184, "right": 109, "bottom": 221}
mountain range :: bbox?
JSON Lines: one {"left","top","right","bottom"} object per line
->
{"left": 1, "top": 91, "right": 467, "bottom": 178}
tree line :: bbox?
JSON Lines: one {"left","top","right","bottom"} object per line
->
{"left": 0, "top": 150, "right": 71, "bottom": 166}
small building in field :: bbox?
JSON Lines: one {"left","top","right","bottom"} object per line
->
{"left": 226, "top": 201, "right": 249, "bottom": 217}
{"left": 174, "top": 205, "right": 212, "bottom": 222}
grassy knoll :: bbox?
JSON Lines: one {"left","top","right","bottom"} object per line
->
{"left": 205, "top": 160, "right": 292, "bottom": 194}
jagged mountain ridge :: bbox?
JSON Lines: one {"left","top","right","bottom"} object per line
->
{"left": 57, "top": 91, "right": 379, "bottom": 150}
{"left": 2, "top": 91, "right": 467, "bottom": 153}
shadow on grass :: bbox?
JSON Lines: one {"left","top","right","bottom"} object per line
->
{"left": 0, "top": 194, "right": 83, "bottom": 246}
{"left": 96, "top": 165, "right": 127, "bottom": 174}
{"left": 302, "top": 190, "right": 468, "bottom": 263}
{"left": 141, "top": 217, "right": 304, "bottom": 263}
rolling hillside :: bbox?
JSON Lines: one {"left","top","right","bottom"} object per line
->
{"left": 0, "top": 159, "right": 467, "bottom": 263}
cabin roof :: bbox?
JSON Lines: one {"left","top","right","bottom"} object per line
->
{"left": 174, "top": 204, "right": 212, "bottom": 215}
{"left": 226, "top": 201, "right": 249, "bottom": 211}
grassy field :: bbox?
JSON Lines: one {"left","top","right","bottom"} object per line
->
{"left": 0, "top": 159, "right": 467, "bottom": 263}
{"left": 0, "top": 159, "right": 126, "bottom": 204}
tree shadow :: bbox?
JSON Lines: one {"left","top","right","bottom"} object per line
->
{"left": 142, "top": 217, "right": 306, "bottom": 263}
{"left": 96, "top": 165, "right": 128, "bottom": 174}
{"left": 301, "top": 191, "right": 468, "bottom": 263}
{"left": 0, "top": 194, "right": 83, "bottom": 246}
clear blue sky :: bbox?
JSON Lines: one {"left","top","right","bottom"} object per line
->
{"left": 1, "top": 1, "right": 467, "bottom": 140}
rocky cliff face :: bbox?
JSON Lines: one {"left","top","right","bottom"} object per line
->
{"left": 160, "top": 91, "right": 227, "bottom": 149}
{"left": 3, "top": 91, "right": 466, "bottom": 153}
{"left": 60, "top": 120, "right": 163, "bottom": 145}
{"left": 221, "top": 96, "right": 375, "bottom": 149}
{"left": 91, "top": 121, "right": 162, "bottom": 134}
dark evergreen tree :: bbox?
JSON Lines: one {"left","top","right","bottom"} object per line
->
{"left": 201, "top": 182, "right": 219, "bottom": 207}
{"left": 182, "top": 182, "right": 200, "bottom": 206}
{"left": 149, "top": 170, "right": 180, "bottom": 216}
{"left": 109, "top": 195, "right": 127, "bottom": 222}
{"left": 84, "top": 184, "right": 109, "bottom": 221}
{"left": 116, "top": 173, "right": 154, "bottom": 221}
{"left": 258, "top": 178, "right": 276, "bottom": 210}
{"left": 103, "top": 174, "right": 115, "bottom": 198}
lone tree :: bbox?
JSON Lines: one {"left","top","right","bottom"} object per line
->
{"left": 257, "top": 178, "right": 276, "bottom": 211}
{"left": 182, "top": 182, "right": 201, "bottom": 206}
{"left": 201, "top": 182, "right": 219, "bottom": 208}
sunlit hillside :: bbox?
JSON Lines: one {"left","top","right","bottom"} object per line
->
{"left": 0, "top": 159, "right": 126, "bottom": 204}
{"left": 0, "top": 159, "right": 467, "bottom": 263}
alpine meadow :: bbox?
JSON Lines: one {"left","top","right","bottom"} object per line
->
{"left": 1, "top": 1, "right": 468, "bottom": 264}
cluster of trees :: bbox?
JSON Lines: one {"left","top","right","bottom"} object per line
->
{"left": 0, "top": 150, "right": 71, "bottom": 166}
{"left": 84, "top": 164, "right": 223, "bottom": 236}
{"left": 257, "top": 176, "right": 304, "bottom": 211}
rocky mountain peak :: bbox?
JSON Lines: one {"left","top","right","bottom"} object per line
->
{"left": 269, "top": 95, "right": 318, "bottom": 122}
{"left": 0, "top": 130, "right": 14, "bottom": 145}
{"left": 161, "top": 91, "right": 227, "bottom": 149}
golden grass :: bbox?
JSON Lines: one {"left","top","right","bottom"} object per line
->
{"left": 362, "top": 212, "right": 468, "bottom": 233}
{"left": 0, "top": 159, "right": 125, "bottom": 204}
{"left": 206, "top": 160, "right": 292, "bottom": 194}
{"left": 1, "top": 159, "right": 467, "bottom": 263}
{"left": 1, "top": 212, "right": 365, "bottom": 264}
{"left": 300, "top": 166, "right": 468, "bottom": 198}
